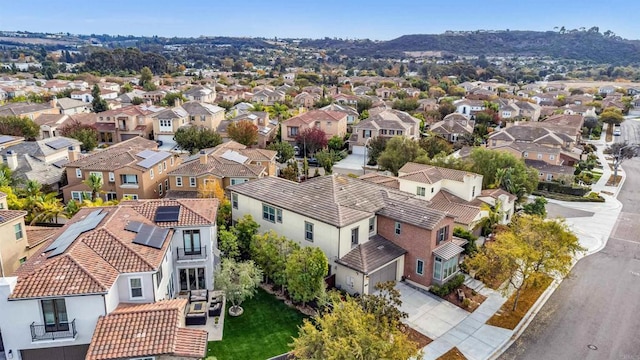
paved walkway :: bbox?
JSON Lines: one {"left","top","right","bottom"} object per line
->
{"left": 400, "top": 135, "right": 625, "bottom": 359}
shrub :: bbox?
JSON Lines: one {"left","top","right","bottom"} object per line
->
{"left": 462, "top": 298, "right": 471, "bottom": 308}
{"left": 537, "top": 181, "right": 590, "bottom": 196}
{"left": 430, "top": 274, "right": 465, "bottom": 297}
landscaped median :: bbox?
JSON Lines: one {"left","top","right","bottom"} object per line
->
{"left": 486, "top": 276, "right": 553, "bottom": 330}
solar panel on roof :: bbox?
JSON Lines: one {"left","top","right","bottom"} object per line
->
{"left": 132, "top": 223, "right": 170, "bottom": 249}
{"left": 154, "top": 205, "right": 180, "bottom": 222}
{"left": 45, "top": 209, "right": 107, "bottom": 258}
{"left": 137, "top": 151, "right": 171, "bottom": 168}
{"left": 221, "top": 150, "right": 248, "bottom": 164}
{"left": 125, "top": 221, "right": 144, "bottom": 233}
{"left": 46, "top": 138, "right": 72, "bottom": 150}
{"left": 136, "top": 149, "right": 156, "bottom": 159}
{"left": 0, "top": 135, "right": 14, "bottom": 144}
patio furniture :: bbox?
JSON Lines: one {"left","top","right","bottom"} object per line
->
{"left": 210, "top": 295, "right": 223, "bottom": 304}
{"left": 189, "top": 289, "right": 208, "bottom": 303}
{"left": 208, "top": 302, "right": 222, "bottom": 317}
{"left": 185, "top": 301, "right": 207, "bottom": 325}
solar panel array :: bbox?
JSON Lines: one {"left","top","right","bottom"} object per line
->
{"left": 46, "top": 138, "right": 72, "bottom": 150}
{"left": 0, "top": 135, "right": 14, "bottom": 144}
{"left": 52, "top": 159, "right": 69, "bottom": 168}
{"left": 44, "top": 210, "right": 107, "bottom": 258}
{"left": 125, "top": 220, "right": 170, "bottom": 249}
{"left": 136, "top": 149, "right": 156, "bottom": 159}
{"left": 220, "top": 150, "right": 248, "bottom": 164}
{"left": 154, "top": 205, "right": 180, "bottom": 222}
{"left": 137, "top": 151, "right": 171, "bottom": 168}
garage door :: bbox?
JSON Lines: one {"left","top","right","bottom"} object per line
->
{"left": 21, "top": 344, "right": 89, "bottom": 360}
{"left": 120, "top": 133, "right": 139, "bottom": 141}
{"left": 352, "top": 145, "right": 366, "bottom": 155}
{"left": 368, "top": 261, "right": 397, "bottom": 294}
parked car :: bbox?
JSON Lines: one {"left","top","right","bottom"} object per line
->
{"left": 614, "top": 124, "right": 621, "bottom": 136}
{"left": 307, "top": 157, "right": 319, "bottom": 167}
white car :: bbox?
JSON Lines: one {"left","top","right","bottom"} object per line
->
{"left": 614, "top": 125, "right": 621, "bottom": 136}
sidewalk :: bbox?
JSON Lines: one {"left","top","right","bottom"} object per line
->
{"left": 415, "top": 135, "right": 624, "bottom": 359}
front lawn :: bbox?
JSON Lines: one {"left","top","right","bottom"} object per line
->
{"left": 207, "top": 288, "right": 307, "bottom": 360}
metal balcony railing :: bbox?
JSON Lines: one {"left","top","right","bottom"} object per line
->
{"left": 30, "top": 319, "right": 77, "bottom": 341}
{"left": 176, "top": 246, "right": 207, "bottom": 261}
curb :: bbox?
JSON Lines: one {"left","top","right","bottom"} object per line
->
{"left": 488, "top": 277, "right": 561, "bottom": 360}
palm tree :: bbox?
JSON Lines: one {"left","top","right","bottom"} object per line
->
{"left": 83, "top": 173, "right": 103, "bottom": 201}
{"left": 31, "top": 193, "right": 64, "bottom": 224}
{"left": 479, "top": 199, "right": 504, "bottom": 236}
{"left": 81, "top": 198, "right": 119, "bottom": 208}
{"left": 63, "top": 200, "right": 81, "bottom": 219}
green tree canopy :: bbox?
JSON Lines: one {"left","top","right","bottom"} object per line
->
{"left": 227, "top": 120, "right": 259, "bottom": 146}
{"left": 599, "top": 107, "right": 624, "bottom": 125}
{"left": 418, "top": 135, "right": 453, "bottom": 158}
{"left": 91, "top": 84, "right": 109, "bottom": 113}
{"left": 251, "top": 230, "right": 299, "bottom": 290}
{"left": 0, "top": 116, "right": 40, "bottom": 140}
{"left": 234, "top": 214, "right": 260, "bottom": 260}
{"left": 214, "top": 258, "right": 263, "bottom": 314}
{"left": 467, "top": 148, "right": 538, "bottom": 201}
{"left": 466, "top": 215, "right": 584, "bottom": 311}
{"left": 285, "top": 246, "right": 328, "bottom": 305}
{"left": 522, "top": 196, "right": 548, "bottom": 217}
{"left": 267, "top": 142, "right": 295, "bottom": 163}
{"left": 218, "top": 226, "right": 240, "bottom": 260}
{"left": 83, "top": 172, "right": 103, "bottom": 201}
{"left": 59, "top": 120, "right": 99, "bottom": 151}
{"left": 173, "top": 126, "right": 223, "bottom": 154}
{"left": 377, "top": 136, "right": 426, "bottom": 175}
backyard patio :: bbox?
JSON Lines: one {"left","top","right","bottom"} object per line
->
{"left": 206, "top": 288, "right": 307, "bottom": 360}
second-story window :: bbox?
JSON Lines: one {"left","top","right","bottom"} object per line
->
{"left": 120, "top": 174, "right": 138, "bottom": 185}
{"left": 14, "top": 223, "right": 23, "bottom": 240}
{"left": 158, "top": 163, "right": 163, "bottom": 174}
{"left": 176, "top": 176, "right": 183, "bottom": 187}
{"left": 129, "top": 278, "right": 143, "bottom": 299}
{"left": 395, "top": 221, "right": 401, "bottom": 235}
{"left": 41, "top": 298, "right": 69, "bottom": 332}
{"left": 150, "top": 169, "right": 154, "bottom": 179}
{"left": 437, "top": 226, "right": 449, "bottom": 245}
{"left": 351, "top": 227, "right": 359, "bottom": 245}
{"left": 417, "top": 187, "right": 426, "bottom": 196}
{"left": 189, "top": 177, "right": 196, "bottom": 187}
{"left": 305, "top": 222, "right": 314, "bottom": 242}
{"left": 183, "top": 229, "right": 201, "bottom": 255}
{"left": 369, "top": 217, "right": 375, "bottom": 233}
{"left": 75, "top": 168, "right": 82, "bottom": 178}
{"left": 232, "top": 193, "right": 238, "bottom": 209}
{"left": 108, "top": 172, "right": 115, "bottom": 182}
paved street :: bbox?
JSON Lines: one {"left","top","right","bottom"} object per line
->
{"left": 500, "top": 157, "right": 640, "bottom": 360}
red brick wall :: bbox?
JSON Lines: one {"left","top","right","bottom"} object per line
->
{"left": 377, "top": 215, "right": 454, "bottom": 288}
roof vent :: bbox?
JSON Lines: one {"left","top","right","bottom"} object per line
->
{"left": 377, "top": 245, "right": 385, "bottom": 250}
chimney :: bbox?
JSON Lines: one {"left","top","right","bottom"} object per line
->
{"left": 50, "top": 96, "right": 58, "bottom": 112}
{"left": 5, "top": 150, "right": 18, "bottom": 170}
{"left": 68, "top": 146, "right": 80, "bottom": 162}
{"left": 199, "top": 150, "right": 208, "bottom": 165}
{"left": 175, "top": 98, "right": 182, "bottom": 107}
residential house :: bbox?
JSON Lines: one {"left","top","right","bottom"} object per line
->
{"left": 95, "top": 105, "right": 163, "bottom": 144}
{"left": 115, "top": 89, "right": 146, "bottom": 105}
{"left": 514, "top": 101, "right": 541, "bottom": 121}
{"left": 166, "top": 141, "right": 276, "bottom": 197}
{"left": 320, "top": 103, "right": 359, "bottom": 126}
{"left": 429, "top": 113, "right": 473, "bottom": 143}
{"left": 353, "top": 86, "right": 372, "bottom": 96}
{"left": 0, "top": 197, "right": 217, "bottom": 360}
{"left": 0, "top": 192, "right": 29, "bottom": 277}
{"left": 219, "top": 112, "right": 277, "bottom": 148}
{"left": 375, "top": 87, "right": 396, "bottom": 99}
{"left": 293, "top": 92, "right": 320, "bottom": 108}
{"left": 418, "top": 98, "right": 438, "bottom": 112}
{"left": 0, "top": 137, "right": 82, "bottom": 194}
{"left": 181, "top": 101, "right": 226, "bottom": 131}
{"left": 143, "top": 90, "right": 168, "bottom": 103}
{"left": 454, "top": 99, "right": 486, "bottom": 118}
{"left": 251, "top": 88, "right": 285, "bottom": 105}
{"left": 61, "top": 137, "right": 181, "bottom": 202}
{"left": 349, "top": 109, "right": 421, "bottom": 154}
{"left": 184, "top": 85, "right": 216, "bottom": 103}
{"left": 598, "top": 85, "right": 618, "bottom": 95}
{"left": 0, "top": 102, "right": 59, "bottom": 120}
{"left": 525, "top": 159, "right": 576, "bottom": 182}
{"left": 229, "top": 174, "right": 463, "bottom": 294}
{"left": 70, "top": 90, "right": 93, "bottom": 103}
{"left": 333, "top": 93, "right": 358, "bottom": 106}
{"left": 152, "top": 106, "right": 189, "bottom": 149}
{"left": 281, "top": 110, "right": 348, "bottom": 146}
{"left": 34, "top": 114, "right": 71, "bottom": 139}
{"left": 54, "top": 98, "right": 90, "bottom": 115}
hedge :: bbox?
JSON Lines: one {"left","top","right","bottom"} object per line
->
{"left": 430, "top": 274, "right": 465, "bottom": 297}
{"left": 537, "top": 181, "right": 590, "bottom": 196}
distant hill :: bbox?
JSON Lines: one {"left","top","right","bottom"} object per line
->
{"left": 301, "top": 30, "right": 640, "bottom": 64}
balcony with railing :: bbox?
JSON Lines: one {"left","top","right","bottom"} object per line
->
{"left": 30, "top": 319, "right": 77, "bottom": 341}
{"left": 176, "top": 246, "right": 208, "bottom": 261}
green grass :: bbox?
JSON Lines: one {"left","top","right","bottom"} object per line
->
{"left": 207, "top": 288, "right": 307, "bottom": 360}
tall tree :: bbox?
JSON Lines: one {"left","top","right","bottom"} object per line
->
{"left": 466, "top": 215, "right": 584, "bottom": 311}
{"left": 285, "top": 247, "right": 328, "bottom": 305}
{"left": 59, "top": 120, "right": 99, "bottom": 152}
{"left": 377, "top": 136, "right": 426, "bottom": 175}
{"left": 235, "top": 215, "right": 260, "bottom": 260}
{"left": 366, "top": 136, "right": 387, "bottom": 166}
{"left": 214, "top": 258, "right": 263, "bottom": 315}
{"left": 218, "top": 226, "right": 240, "bottom": 260}
{"left": 0, "top": 116, "right": 40, "bottom": 139}
{"left": 418, "top": 135, "right": 453, "bottom": 158}
{"left": 83, "top": 173, "right": 103, "bottom": 201}
{"left": 522, "top": 196, "right": 548, "bottom": 217}
{"left": 467, "top": 148, "right": 538, "bottom": 201}
{"left": 251, "top": 230, "right": 299, "bottom": 291}
{"left": 139, "top": 66, "right": 156, "bottom": 91}
{"left": 91, "top": 84, "right": 109, "bottom": 113}
{"left": 227, "top": 120, "right": 259, "bottom": 146}
{"left": 174, "top": 126, "right": 222, "bottom": 154}
{"left": 291, "top": 291, "right": 422, "bottom": 360}
{"left": 295, "top": 127, "right": 328, "bottom": 156}
{"left": 267, "top": 142, "right": 295, "bottom": 163}
{"left": 599, "top": 107, "right": 624, "bottom": 125}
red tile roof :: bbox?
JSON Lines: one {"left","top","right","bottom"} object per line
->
{"left": 86, "top": 299, "right": 207, "bottom": 360}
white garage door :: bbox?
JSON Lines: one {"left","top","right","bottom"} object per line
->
{"left": 368, "top": 261, "right": 397, "bottom": 294}
{"left": 352, "top": 145, "right": 366, "bottom": 155}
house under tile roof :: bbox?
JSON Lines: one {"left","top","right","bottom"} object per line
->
{"left": 85, "top": 298, "right": 207, "bottom": 360}
{"left": 428, "top": 190, "right": 482, "bottom": 226}
{"left": 64, "top": 136, "right": 165, "bottom": 172}
{"left": 359, "top": 173, "right": 400, "bottom": 188}
{"left": 336, "top": 235, "right": 407, "bottom": 274}
{"left": 25, "top": 225, "right": 58, "bottom": 249}
{"left": 229, "top": 174, "right": 452, "bottom": 229}
{"left": 398, "top": 162, "right": 480, "bottom": 183}
{"left": 11, "top": 198, "right": 217, "bottom": 299}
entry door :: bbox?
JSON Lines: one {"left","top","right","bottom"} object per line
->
{"left": 179, "top": 268, "right": 206, "bottom": 291}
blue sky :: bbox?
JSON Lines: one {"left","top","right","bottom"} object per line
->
{"left": 2, "top": 0, "right": 640, "bottom": 40}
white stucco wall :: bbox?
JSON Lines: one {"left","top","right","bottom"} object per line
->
{"left": 0, "top": 278, "right": 106, "bottom": 360}
{"left": 398, "top": 178, "right": 441, "bottom": 201}
{"left": 171, "top": 225, "right": 217, "bottom": 291}
{"left": 116, "top": 272, "right": 155, "bottom": 303}
{"left": 441, "top": 175, "right": 483, "bottom": 202}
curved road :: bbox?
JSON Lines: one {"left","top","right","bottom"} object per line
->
{"left": 500, "top": 119, "right": 640, "bottom": 360}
